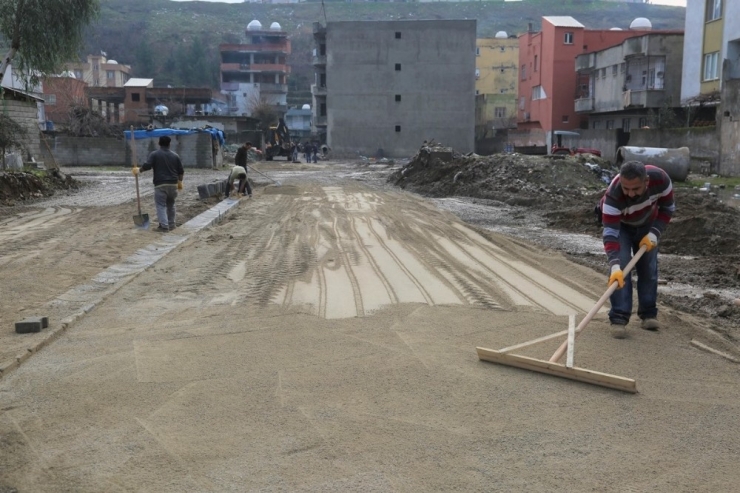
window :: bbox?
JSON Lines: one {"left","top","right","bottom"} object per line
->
{"left": 475, "top": 68, "right": 480, "bottom": 79}
{"left": 500, "top": 46, "right": 505, "bottom": 52}
{"left": 606, "top": 120, "right": 614, "bottom": 129}
{"left": 106, "top": 70, "right": 114, "bottom": 79}
{"left": 531, "top": 85, "right": 547, "bottom": 100}
{"left": 395, "top": 63, "right": 401, "bottom": 71}
{"left": 475, "top": 90, "right": 479, "bottom": 95}
{"left": 562, "top": 115, "right": 569, "bottom": 123}
{"left": 395, "top": 125, "right": 401, "bottom": 132}
{"left": 622, "top": 118, "right": 631, "bottom": 132}
{"left": 592, "top": 121, "right": 601, "bottom": 129}
{"left": 519, "top": 96, "right": 525, "bottom": 110}
{"left": 706, "top": 0, "right": 722, "bottom": 21}
{"left": 395, "top": 94, "right": 401, "bottom": 102}
{"left": 601, "top": 68, "right": 607, "bottom": 78}
{"left": 131, "top": 93, "right": 140, "bottom": 102}
{"left": 564, "top": 32, "right": 574, "bottom": 44}
{"left": 320, "top": 103, "right": 326, "bottom": 117}
{"left": 476, "top": 47, "right": 480, "bottom": 56}
{"left": 639, "top": 117, "right": 647, "bottom": 128}
{"left": 395, "top": 32, "right": 401, "bottom": 39}
{"left": 500, "top": 89, "right": 507, "bottom": 94}
{"left": 45, "top": 94, "right": 56, "bottom": 105}
{"left": 495, "top": 107, "right": 506, "bottom": 118}
{"left": 620, "top": 63, "right": 626, "bottom": 74}
{"left": 534, "top": 55, "right": 538, "bottom": 72}
{"left": 703, "top": 52, "right": 719, "bottom": 81}
{"left": 521, "top": 65, "right": 526, "bottom": 80}
{"left": 612, "top": 65, "right": 618, "bottom": 76}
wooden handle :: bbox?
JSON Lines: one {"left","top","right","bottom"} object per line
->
{"left": 549, "top": 245, "right": 648, "bottom": 363}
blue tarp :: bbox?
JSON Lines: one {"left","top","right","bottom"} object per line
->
{"left": 124, "top": 127, "right": 225, "bottom": 146}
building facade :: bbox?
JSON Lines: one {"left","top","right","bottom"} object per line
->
{"left": 517, "top": 16, "right": 649, "bottom": 147}
{"left": 64, "top": 54, "right": 131, "bottom": 88}
{"left": 43, "top": 76, "right": 88, "bottom": 125}
{"left": 575, "top": 33, "right": 684, "bottom": 132}
{"left": 475, "top": 33, "right": 518, "bottom": 133}
{"left": 219, "top": 20, "right": 291, "bottom": 117}
{"left": 311, "top": 20, "right": 476, "bottom": 158}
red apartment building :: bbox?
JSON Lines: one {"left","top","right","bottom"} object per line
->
{"left": 43, "top": 76, "right": 87, "bottom": 125}
{"left": 517, "top": 16, "right": 644, "bottom": 147}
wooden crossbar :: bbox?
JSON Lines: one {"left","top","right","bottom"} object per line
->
{"left": 476, "top": 347, "right": 637, "bottom": 393}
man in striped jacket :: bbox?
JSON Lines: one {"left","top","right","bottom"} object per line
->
{"left": 602, "top": 161, "right": 675, "bottom": 338}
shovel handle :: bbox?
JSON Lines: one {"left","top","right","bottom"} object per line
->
{"left": 549, "top": 245, "right": 648, "bottom": 363}
{"left": 130, "top": 126, "right": 143, "bottom": 215}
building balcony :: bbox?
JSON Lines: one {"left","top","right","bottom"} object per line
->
{"left": 314, "top": 115, "right": 327, "bottom": 127}
{"left": 220, "top": 43, "right": 290, "bottom": 55}
{"left": 312, "top": 55, "right": 327, "bottom": 66}
{"left": 259, "top": 83, "right": 288, "bottom": 94}
{"left": 221, "top": 63, "right": 290, "bottom": 74}
{"left": 623, "top": 37, "right": 647, "bottom": 58}
{"left": 622, "top": 89, "right": 665, "bottom": 108}
{"left": 312, "top": 84, "right": 327, "bottom": 96}
{"left": 575, "top": 53, "right": 596, "bottom": 72}
{"left": 575, "top": 97, "right": 594, "bottom": 113}
{"left": 221, "top": 82, "right": 240, "bottom": 92}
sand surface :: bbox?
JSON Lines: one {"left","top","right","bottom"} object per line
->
{"left": 1, "top": 164, "right": 739, "bottom": 491}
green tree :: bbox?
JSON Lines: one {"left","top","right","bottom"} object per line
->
{"left": 0, "top": 0, "right": 99, "bottom": 85}
{"left": 134, "top": 37, "right": 156, "bottom": 79}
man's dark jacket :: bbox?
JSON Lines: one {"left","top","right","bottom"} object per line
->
{"left": 141, "top": 147, "right": 184, "bottom": 186}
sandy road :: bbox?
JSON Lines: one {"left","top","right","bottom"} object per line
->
{"left": 1, "top": 164, "right": 740, "bottom": 492}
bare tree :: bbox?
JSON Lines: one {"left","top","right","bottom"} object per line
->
{"left": 0, "top": 0, "right": 99, "bottom": 87}
{"left": 247, "top": 92, "right": 278, "bottom": 134}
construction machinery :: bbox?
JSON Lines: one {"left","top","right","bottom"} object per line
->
{"left": 264, "top": 118, "right": 292, "bottom": 161}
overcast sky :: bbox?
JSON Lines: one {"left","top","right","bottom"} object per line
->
{"left": 170, "top": 0, "right": 686, "bottom": 4}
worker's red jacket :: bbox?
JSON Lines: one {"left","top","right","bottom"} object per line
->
{"left": 601, "top": 165, "right": 675, "bottom": 266}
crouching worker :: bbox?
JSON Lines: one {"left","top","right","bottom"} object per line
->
{"left": 225, "top": 165, "right": 251, "bottom": 198}
{"left": 601, "top": 160, "right": 675, "bottom": 339}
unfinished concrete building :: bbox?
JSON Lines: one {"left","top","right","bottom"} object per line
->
{"left": 312, "top": 20, "right": 476, "bottom": 158}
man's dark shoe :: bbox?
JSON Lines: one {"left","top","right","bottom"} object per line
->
{"left": 610, "top": 320, "right": 628, "bottom": 339}
{"left": 156, "top": 225, "right": 169, "bottom": 233}
{"left": 641, "top": 318, "right": 660, "bottom": 331}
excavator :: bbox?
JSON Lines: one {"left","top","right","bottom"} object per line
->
{"left": 264, "top": 118, "right": 292, "bottom": 161}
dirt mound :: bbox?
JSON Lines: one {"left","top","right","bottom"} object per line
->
{"left": 0, "top": 170, "right": 79, "bottom": 206}
{"left": 390, "top": 145, "right": 613, "bottom": 208}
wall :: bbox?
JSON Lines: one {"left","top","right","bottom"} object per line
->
{"left": 719, "top": 79, "right": 740, "bottom": 176}
{"left": 326, "top": 20, "right": 476, "bottom": 158}
{"left": 474, "top": 129, "right": 508, "bottom": 156}
{"left": 475, "top": 37, "right": 518, "bottom": 97}
{"left": 681, "top": 0, "right": 704, "bottom": 102}
{"left": 628, "top": 127, "right": 720, "bottom": 170}
{"left": 558, "top": 129, "right": 622, "bottom": 163}
{"left": 41, "top": 133, "right": 219, "bottom": 168}
{"left": 1, "top": 97, "right": 41, "bottom": 161}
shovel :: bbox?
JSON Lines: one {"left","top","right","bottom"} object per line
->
{"left": 130, "top": 127, "right": 150, "bottom": 228}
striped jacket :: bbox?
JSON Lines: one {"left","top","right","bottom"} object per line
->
{"left": 602, "top": 165, "right": 675, "bottom": 266}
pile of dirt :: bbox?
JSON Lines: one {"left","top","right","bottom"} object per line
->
{"left": 0, "top": 170, "right": 79, "bottom": 206}
{"left": 390, "top": 144, "right": 614, "bottom": 208}
{"left": 389, "top": 145, "right": 740, "bottom": 335}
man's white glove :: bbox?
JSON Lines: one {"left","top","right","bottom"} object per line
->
{"left": 639, "top": 232, "right": 658, "bottom": 252}
{"left": 609, "top": 264, "right": 624, "bottom": 289}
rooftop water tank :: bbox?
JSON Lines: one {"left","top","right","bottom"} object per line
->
{"left": 301, "top": 104, "right": 311, "bottom": 110}
{"left": 270, "top": 22, "right": 282, "bottom": 31}
{"left": 630, "top": 18, "right": 652, "bottom": 31}
{"left": 247, "top": 20, "right": 262, "bottom": 31}
{"left": 495, "top": 31, "right": 508, "bottom": 39}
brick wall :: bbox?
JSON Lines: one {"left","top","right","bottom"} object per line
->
{"left": 1, "top": 98, "right": 41, "bottom": 161}
{"left": 41, "top": 132, "right": 218, "bottom": 168}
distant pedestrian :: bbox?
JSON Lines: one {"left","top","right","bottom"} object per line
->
{"left": 292, "top": 142, "right": 299, "bottom": 163}
{"left": 312, "top": 143, "right": 318, "bottom": 163}
{"left": 133, "top": 135, "right": 184, "bottom": 232}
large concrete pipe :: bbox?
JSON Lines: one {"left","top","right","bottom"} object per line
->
{"left": 616, "top": 146, "right": 690, "bottom": 182}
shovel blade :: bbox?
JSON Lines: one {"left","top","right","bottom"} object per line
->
{"left": 134, "top": 213, "right": 150, "bottom": 228}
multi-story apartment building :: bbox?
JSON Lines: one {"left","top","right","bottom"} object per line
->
{"left": 219, "top": 20, "right": 291, "bottom": 117}
{"left": 311, "top": 20, "right": 476, "bottom": 158}
{"left": 682, "top": 0, "right": 740, "bottom": 175}
{"left": 475, "top": 32, "right": 519, "bottom": 133}
{"left": 64, "top": 54, "right": 131, "bottom": 88}
{"left": 574, "top": 32, "right": 684, "bottom": 132}
{"left": 517, "top": 16, "right": 650, "bottom": 147}
{"left": 681, "top": 0, "right": 740, "bottom": 105}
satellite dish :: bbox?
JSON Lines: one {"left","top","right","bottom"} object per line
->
{"left": 630, "top": 18, "right": 652, "bottom": 31}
